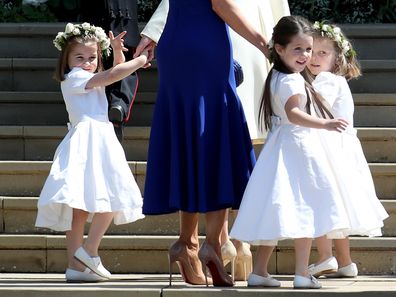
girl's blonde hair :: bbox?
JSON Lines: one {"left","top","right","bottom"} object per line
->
{"left": 312, "top": 21, "right": 361, "bottom": 80}
{"left": 259, "top": 16, "right": 333, "bottom": 131}
{"left": 54, "top": 36, "right": 104, "bottom": 82}
{"left": 53, "top": 23, "right": 109, "bottom": 82}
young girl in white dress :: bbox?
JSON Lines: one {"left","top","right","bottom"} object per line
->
{"left": 230, "top": 16, "right": 352, "bottom": 289}
{"left": 35, "top": 23, "right": 148, "bottom": 282}
{"left": 306, "top": 22, "right": 388, "bottom": 278}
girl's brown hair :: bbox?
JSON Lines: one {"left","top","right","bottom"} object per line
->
{"left": 54, "top": 36, "right": 104, "bottom": 82}
{"left": 259, "top": 16, "right": 333, "bottom": 131}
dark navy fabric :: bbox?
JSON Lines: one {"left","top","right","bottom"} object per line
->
{"left": 143, "top": 0, "right": 256, "bottom": 215}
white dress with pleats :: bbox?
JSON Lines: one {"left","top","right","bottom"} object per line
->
{"left": 313, "top": 72, "right": 388, "bottom": 237}
{"left": 230, "top": 70, "right": 354, "bottom": 245}
{"left": 35, "top": 67, "right": 144, "bottom": 231}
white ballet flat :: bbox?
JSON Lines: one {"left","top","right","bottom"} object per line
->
{"left": 308, "top": 256, "right": 338, "bottom": 277}
{"left": 74, "top": 246, "right": 111, "bottom": 279}
{"left": 327, "top": 262, "right": 358, "bottom": 278}
{"left": 247, "top": 273, "right": 281, "bottom": 287}
{"left": 65, "top": 268, "right": 107, "bottom": 282}
{"left": 293, "top": 275, "right": 322, "bottom": 289}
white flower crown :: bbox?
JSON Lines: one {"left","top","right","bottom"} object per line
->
{"left": 53, "top": 22, "right": 111, "bottom": 57}
{"left": 313, "top": 21, "right": 356, "bottom": 58}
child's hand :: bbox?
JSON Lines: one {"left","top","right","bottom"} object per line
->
{"left": 139, "top": 48, "right": 152, "bottom": 68}
{"left": 109, "top": 31, "right": 128, "bottom": 53}
{"left": 324, "top": 118, "right": 349, "bottom": 132}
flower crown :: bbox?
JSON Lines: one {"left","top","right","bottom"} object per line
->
{"left": 313, "top": 21, "right": 356, "bottom": 58}
{"left": 53, "top": 23, "right": 111, "bottom": 57}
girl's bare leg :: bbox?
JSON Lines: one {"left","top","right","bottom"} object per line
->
{"left": 66, "top": 208, "right": 89, "bottom": 271}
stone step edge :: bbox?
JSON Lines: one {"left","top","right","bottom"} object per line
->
{"left": 0, "top": 91, "right": 157, "bottom": 104}
{"left": 1, "top": 92, "right": 396, "bottom": 106}
{"left": 2, "top": 196, "right": 395, "bottom": 212}
{"left": 1, "top": 161, "right": 394, "bottom": 174}
{"left": 0, "top": 234, "right": 394, "bottom": 250}
{"left": 0, "top": 58, "right": 158, "bottom": 70}
{"left": 0, "top": 126, "right": 150, "bottom": 139}
{"left": 1, "top": 126, "right": 396, "bottom": 140}
{"left": 2, "top": 22, "right": 396, "bottom": 37}
{"left": 14, "top": 126, "right": 396, "bottom": 139}
{"left": 0, "top": 58, "right": 394, "bottom": 70}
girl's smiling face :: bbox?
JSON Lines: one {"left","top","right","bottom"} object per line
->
{"left": 67, "top": 41, "right": 99, "bottom": 73}
{"left": 275, "top": 32, "right": 313, "bottom": 73}
{"left": 308, "top": 37, "right": 337, "bottom": 75}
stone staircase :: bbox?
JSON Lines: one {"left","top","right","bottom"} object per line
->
{"left": 0, "top": 23, "right": 395, "bottom": 295}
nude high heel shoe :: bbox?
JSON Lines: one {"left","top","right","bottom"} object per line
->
{"left": 199, "top": 242, "right": 234, "bottom": 287}
{"left": 234, "top": 242, "right": 253, "bottom": 281}
{"left": 168, "top": 241, "right": 210, "bottom": 286}
{"left": 221, "top": 240, "right": 237, "bottom": 281}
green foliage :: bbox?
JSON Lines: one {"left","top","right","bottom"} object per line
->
{"left": 0, "top": 0, "right": 57, "bottom": 22}
{"left": 289, "top": 0, "right": 396, "bottom": 23}
{"left": 137, "top": 0, "right": 160, "bottom": 22}
{"left": 1, "top": 0, "right": 394, "bottom": 23}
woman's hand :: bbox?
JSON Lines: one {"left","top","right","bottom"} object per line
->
{"left": 134, "top": 35, "right": 156, "bottom": 68}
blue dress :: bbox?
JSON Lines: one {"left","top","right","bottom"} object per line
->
{"left": 143, "top": 0, "right": 256, "bottom": 215}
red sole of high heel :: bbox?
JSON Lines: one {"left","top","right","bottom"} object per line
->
{"left": 207, "top": 261, "right": 234, "bottom": 287}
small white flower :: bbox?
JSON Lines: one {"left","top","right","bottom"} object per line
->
{"left": 322, "top": 24, "right": 329, "bottom": 32}
{"left": 65, "top": 23, "right": 74, "bottom": 34}
{"left": 333, "top": 27, "right": 341, "bottom": 34}
{"left": 72, "top": 28, "right": 80, "bottom": 36}
{"left": 81, "top": 22, "right": 91, "bottom": 30}
{"left": 342, "top": 45, "right": 350, "bottom": 53}
{"left": 313, "top": 21, "right": 320, "bottom": 29}
{"left": 334, "top": 34, "right": 342, "bottom": 42}
{"left": 102, "top": 39, "right": 111, "bottom": 49}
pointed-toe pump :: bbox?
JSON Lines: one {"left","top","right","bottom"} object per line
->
{"left": 199, "top": 242, "right": 234, "bottom": 287}
{"left": 221, "top": 240, "right": 237, "bottom": 281}
{"left": 234, "top": 242, "right": 253, "bottom": 281}
{"left": 168, "top": 241, "right": 210, "bottom": 286}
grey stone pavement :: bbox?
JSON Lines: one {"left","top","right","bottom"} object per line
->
{"left": 0, "top": 273, "right": 395, "bottom": 297}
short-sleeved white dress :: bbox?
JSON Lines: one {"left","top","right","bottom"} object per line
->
{"left": 35, "top": 67, "right": 144, "bottom": 231}
{"left": 230, "top": 70, "right": 352, "bottom": 245}
{"left": 313, "top": 72, "right": 388, "bottom": 236}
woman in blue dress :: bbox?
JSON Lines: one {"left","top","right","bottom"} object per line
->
{"left": 143, "top": 0, "right": 268, "bottom": 286}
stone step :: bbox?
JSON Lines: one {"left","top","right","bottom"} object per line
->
{"left": 348, "top": 60, "right": 396, "bottom": 94}
{"left": 0, "top": 126, "right": 151, "bottom": 161}
{"left": 0, "top": 274, "right": 395, "bottom": 297}
{"left": 354, "top": 94, "right": 396, "bottom": 127}
{"left": 1, "top": 197, "right": 395, "bottom": 237}
{"left": 0, "top": 23, "right": 63, "bottom": 58}
{"left": 1, "top": 125, "right": 396, "bottom": 163}
{"left": 1, "top": 92, "right": 396, "bottom": 127}
{"left": 0, "top": 58, "right": 158, "bottom": 92}
{"left": 0, "top": 234, "right": 395, "bottom": 275}
{"left": 0, "top": 91, "right": 156, "bottom": 126}
{"left": 342, "top": 24, "right": 396, "bottom": 60}
{"left": 1, "top": 58, "right": 396, "bottom": 93}
{"left": 1, "top": 23, "right": 395, "bottom": 60}
{"left": 0, "top": 161, "right": 395, "bottom": 199}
